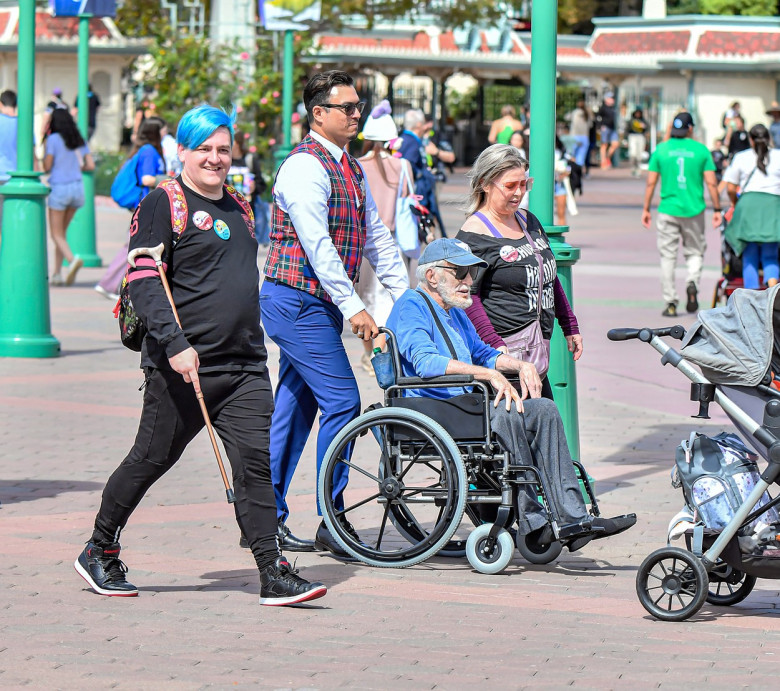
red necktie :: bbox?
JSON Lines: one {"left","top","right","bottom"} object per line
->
{"left": 341, "top": 153, "right": 357, "bottom": 202}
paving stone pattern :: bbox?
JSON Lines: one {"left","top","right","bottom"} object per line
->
{"left": 3, "top": 169, "right": 779, "bottom": 688}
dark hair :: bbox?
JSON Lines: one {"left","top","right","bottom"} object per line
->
{"left": 303, "top": 70, "right": 354, "bottom": 124}
{"left": 145, "top": 115, "right": 167, "bottom": 130}
{"left": 510, "top": 130, "right": 525, "bottom": 144}
{"left": 0, "top": 89, "right": 16, "bottom": 108}
{"left": 49, "top": 109, "right": 85, "bottom": 150}
{"left": 749, "top": 123, "right": 771, "bottom": 174}
{"left": 131, "top": 118, "right": 164, "bottom": 161}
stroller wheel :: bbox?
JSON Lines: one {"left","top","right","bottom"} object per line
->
{"left": 706, "top": 560, "right": 757, "bottom": 606}
{"left": 466, "top": 524, "right": 514, "bottom": 574}
{"left": 636, "top": 546, "right": 708, "bottom": 622}
{"left": 516, "top": 532, "right": 563, "bottom": 564}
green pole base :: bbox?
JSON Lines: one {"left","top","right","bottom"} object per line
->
{"left": 67, "top": 170, "right": 101, "bottom": 267}
{"left": 273, "top": 145, "right": 293, "bottom": 172}
{"left": 0, "top": 171, "right": 60, "bottom": 359}
{"left": 0, "top": 333, "right": 60, "bottom": 358}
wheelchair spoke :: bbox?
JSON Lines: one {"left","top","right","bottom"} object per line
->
{"left": 336, "top": 456, "right": 382, "bottom": 484}
{"left": 374, "top": 500, "right": 392, "bottom": 551}
{"left": 339, "top": 490, "right": 383, "bottom": 516}
{"left": 394, "top": 496, "right": 428, "bottom": 537}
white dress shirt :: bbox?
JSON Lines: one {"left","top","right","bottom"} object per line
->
{"left": 273, "top": 130, "right": 409, "bottom": 319}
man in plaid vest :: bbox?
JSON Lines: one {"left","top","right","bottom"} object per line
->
{"left": 260, "top": 71, "right": 408, "bottom": 557}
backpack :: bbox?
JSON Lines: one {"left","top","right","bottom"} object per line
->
{"left": 114, "top": 179, "right": 254, "bottom": 351}
{"left": 110, "top": 152, "right": 145, "bottom": 210}
{"left": 672, "top": 431, "right": 778, "bottom": 531}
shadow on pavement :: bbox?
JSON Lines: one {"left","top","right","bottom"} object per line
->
{"left": 0, "top": 479, "right": 103, "bottom": 505}
{"left": 590, "top": 422, "right": 733, "bottom": 492}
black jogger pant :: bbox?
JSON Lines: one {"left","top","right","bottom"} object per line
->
{"left": 92, "top": 367, "right": 279, "bottom": 570}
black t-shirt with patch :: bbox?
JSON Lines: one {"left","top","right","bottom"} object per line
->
{"left": 456, "top": 212, "right": 557, "bottom": 339}
{"left": 728, "top": 130, "right": 750, "bottom": 158}
{"left": 128, "top": 178, "right": 266, "bottom": 373}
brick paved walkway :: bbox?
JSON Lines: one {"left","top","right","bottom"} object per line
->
{"left": 3, "top": 167, "right": 779, "bottom": 689}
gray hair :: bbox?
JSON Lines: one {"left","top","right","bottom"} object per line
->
{"left": 403, "top": 109, "right": 426, "bottom": 131}
{"left": 415, "top": 260, "right": 440, "bottom": 285}
{"left": 463, "top": 144, "right": 529, "bottom": 216}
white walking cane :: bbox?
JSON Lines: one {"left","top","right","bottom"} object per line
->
{"left": 128, "top": 243, "right": 235, "bottom": 504}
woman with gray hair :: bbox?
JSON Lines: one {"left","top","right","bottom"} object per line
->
{"left": 455, "top": 144, "right": 582, "bottom": 400}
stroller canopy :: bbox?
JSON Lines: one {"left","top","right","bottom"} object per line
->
{"left": 680, "top": 285, "right": 780, "bottom": 386}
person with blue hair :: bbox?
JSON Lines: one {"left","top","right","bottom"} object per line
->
{"left": 74, "top": 104, "right": 327, "bottom": 606}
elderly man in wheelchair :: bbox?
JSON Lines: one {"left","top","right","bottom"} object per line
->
{"left": 316, "top": 238, "right": 636, "bottom": 573}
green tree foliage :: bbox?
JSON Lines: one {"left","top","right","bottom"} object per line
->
{"left": 667, "top": 0, "right": 702, "bottom": 13}
{"left": 116, "top": 0, "right": 175, "bottom": 39}
{"left": 700, "top": 0, "right": 778, "bottom": 14}
{"left": 317, "top": 0, "right": 515, "bottom": 30}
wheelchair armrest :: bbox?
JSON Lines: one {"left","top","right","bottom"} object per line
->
{"left": 395, "top": 374, "right": 475, "bottom": 387}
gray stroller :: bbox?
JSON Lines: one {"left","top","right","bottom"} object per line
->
{"left": 609, "top": 284, "right": 780, "bottom": 621}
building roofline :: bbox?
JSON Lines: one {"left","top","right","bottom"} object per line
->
{"left": 593, "top": 13, "right": 780, "bottom": 30}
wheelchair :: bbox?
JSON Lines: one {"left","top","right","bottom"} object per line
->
{"left": 317, "top": 328, "right": 601, "bottom": 574}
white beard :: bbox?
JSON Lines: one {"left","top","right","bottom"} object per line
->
{"left": 438, "top": 281, "right": 473, "bottom": 310}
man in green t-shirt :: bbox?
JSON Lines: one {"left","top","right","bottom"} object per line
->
{"left": 641, "top": 112, "right": 722, "bottom": 317}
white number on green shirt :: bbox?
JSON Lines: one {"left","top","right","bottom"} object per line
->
{"left": 676, "top": 157, "right": 686, "bottom": 184}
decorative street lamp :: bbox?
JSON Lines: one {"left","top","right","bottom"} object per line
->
{"left": 528, "top": 0, "right": 582, "bottom": 459}
{"left": 68, "top": 12, "right": 101, "bottom": 268}
{"left": 0, "top": 0, "right": 60, "bottom": 358}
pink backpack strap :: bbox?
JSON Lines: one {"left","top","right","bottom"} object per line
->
{"left": 224, "top": 184, "right": 256, "bottom": 236}
{"left": 158, "top": 178, "right": 189, "bottom": 245}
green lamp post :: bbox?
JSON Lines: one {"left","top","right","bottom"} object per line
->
{"left": 0, "top": 0, "right": 60, "bottom": 358}
{"left": 67, "top": 13, "right": 101, "bottom": 268}
{"left": 272, "top": 29, "right": 295, "bottom": 170}
{"left": 528, "top": 0, "right": 581, "bottom": 460}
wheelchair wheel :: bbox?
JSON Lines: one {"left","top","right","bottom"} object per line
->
{"left": 318, "top": 407, "right": 467, "bottom": 568}
{"left": 377, "top": 454, "right": 469, "bottom": 558}
{"left": 465, "top": 524, "right": 515, "bottom": 575}
{"left": 706, "top": 560, "right": 757, "bottom": 606}
{"left": 636, "top": 546, "right": 708, "bottom": 622}
{"left": 516, "top": 532, "right": 563, "bottom": 565}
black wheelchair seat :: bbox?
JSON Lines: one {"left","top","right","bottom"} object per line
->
{"left": 388, "top": 393, "right": 487, "bottom": 441}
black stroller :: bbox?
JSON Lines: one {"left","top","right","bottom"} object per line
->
{"left": 609, "top": 285, "right": 780, "bottom": 621}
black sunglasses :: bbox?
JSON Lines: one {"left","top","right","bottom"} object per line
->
{"left": 435, "top": 264, "right": 478, "bottom": 281}
{"left": 320, "top": 101, "right": 366, "bottom": 117}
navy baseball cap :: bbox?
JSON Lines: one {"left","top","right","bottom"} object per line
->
{"left": 670, "top": 112, "right": 694, "bottom": 137}
{"left": 419, "top": 238, "right": 487, "bottom": 267}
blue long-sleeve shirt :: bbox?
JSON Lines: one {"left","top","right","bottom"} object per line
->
{"left": 385, "top": 287, "right": 500, "bottom": 399}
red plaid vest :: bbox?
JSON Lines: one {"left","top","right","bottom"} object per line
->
{"left": 264, "top": 135, "right": 366, "bottom": 301}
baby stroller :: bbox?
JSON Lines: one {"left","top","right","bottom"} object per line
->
{"left": 609, "top": 285, "right": 780, "bottom": 621}
{"left": 711, "top": 217, "right": 743, "bottom": 307}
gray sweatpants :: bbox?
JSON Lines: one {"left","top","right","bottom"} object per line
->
{"left": 489, "top": 397, "right": 588, "bottom": 535}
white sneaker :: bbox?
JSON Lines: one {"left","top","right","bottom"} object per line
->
{"left": 50, "top": 273, "right": 64, "bottom": 286}
{"left": 94, "top": 284, "right": 119, "bottom": 301}
{"left": 65, "top": 256, "right": 83, "bottom": 286}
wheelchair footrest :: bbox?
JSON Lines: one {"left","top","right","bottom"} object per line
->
{"left": 558, "top": 518, "right": 593, "bottom": 540}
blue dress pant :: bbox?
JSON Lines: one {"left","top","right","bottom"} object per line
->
{"left": 260, "top": 280, "right": 361, "bottom": 521}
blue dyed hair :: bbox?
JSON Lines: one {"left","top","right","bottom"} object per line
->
{"left": 176, "top": 104, "right": 236, "bottom": 150}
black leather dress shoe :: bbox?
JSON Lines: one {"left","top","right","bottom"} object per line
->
{"left": 278, "top": 519, "right": 318, "bottom": 552}
{"left": 314, "top": 520, "right": 357, "bottom": 560}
